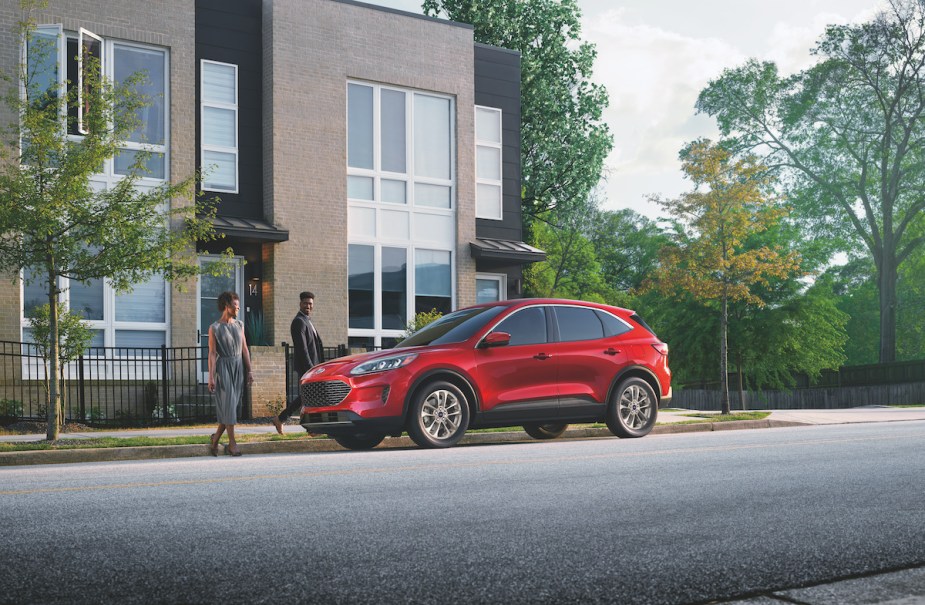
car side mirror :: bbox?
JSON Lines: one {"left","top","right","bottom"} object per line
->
{"left": 481, "top": 331, "right": 511, "bottom": 348}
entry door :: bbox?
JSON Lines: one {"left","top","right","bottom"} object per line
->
{"left": 198, "top": 256, "right": 243, "bottom": 381}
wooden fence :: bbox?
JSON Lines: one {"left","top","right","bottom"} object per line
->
{"left": 674, "top": 382, "right": 925, "bottom": 411}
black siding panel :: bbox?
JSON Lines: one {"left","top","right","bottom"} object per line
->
{"left": 474, "top": 44, "right": 522, "bottom": 245}
{"left": 196, "top": 0, "right": 262, "bottom": 220}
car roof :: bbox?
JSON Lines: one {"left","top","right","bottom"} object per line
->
{"left": 491, "top": 298, "right": 634, "bottom": 316}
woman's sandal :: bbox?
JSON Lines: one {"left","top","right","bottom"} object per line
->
{"left": 209, "top": 433, "right": 219, "bottom": 457}
{"left": 224, "top": 444, "right": 242, "bottom": 457}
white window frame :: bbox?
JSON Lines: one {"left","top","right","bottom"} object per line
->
{"left": 200, "top": 60, "right": 239, "bottom": 193}
{"left": 476, "top": 273, "right": 507, "bottom": 304}
{"left": 347, "top": 81, "right": 456, "bottom": 211}
{"left": 77, "top": 28, "right": 103, "bottom": 135}
{"left": 347, "top": 244, "right": 456, "bottom": 349}
{"left": 475, "top": 105, "right": 503, "bottom": 220}
{"left": 347, "top": 81, "right": 457, "bottom": 348}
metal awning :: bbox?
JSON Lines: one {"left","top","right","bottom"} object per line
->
{"left": 469, "top": 238, "right": 546, "bottom": 264}
{"left": 209, "top": 216, "right": 289, "bottom": 243}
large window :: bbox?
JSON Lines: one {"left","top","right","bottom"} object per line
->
{"left": 475, "top": 106, "right": 502, "bottom": 220}
{"left": 21, "top": 268, "right": 168, "bottom": 351}
{"left": 25, "top": 26, "right": 169, "bottom": 178}
{"left": 348, "top": 245, "right": 454, "bottom": 349}
{"left": 200, "top": 60, "right": 238, "bottom": 192}
{"left": 347, "top": 82, "right": 454, "bottom": 209}
{"left": 21, "top": 29, "right": 170, "bottom": 349}
{"left": 348, "top": 81, "right": 456, "bottom": 348}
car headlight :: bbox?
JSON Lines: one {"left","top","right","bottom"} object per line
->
{"left": 349, "top": 353, "right": 418, "bottom": 376}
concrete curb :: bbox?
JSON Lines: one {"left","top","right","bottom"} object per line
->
{"left": 0, "top": 419, "right": 810, "bottom": 466}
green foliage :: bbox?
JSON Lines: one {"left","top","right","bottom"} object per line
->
{"left": 696, "top": 0, "right": 925, "bottom": 362}
{"left": 265, "top": 394, "right": 286, "bottom": 417}
{"left": 27, "top": 303, "right": 93, "bottom": 364}
{"left": 0, "top": 11, "right": 228, "bottom": 439}
{"left": 422, "top": 0, "right": 612, "bottom": 224}
{"left": 404, "top": 309, "right": 444, "bottom": 338}
{"left": 245, "top": 310, "right": 268, "bottom": 346}
{"left": 590, "top": 208, "right": 670, "bottom": 293}
{"left": 645, "top": 141, "right": 803, "bottom": 412}
{"left": 0, "top": 399, "right": 24, "bottom": 418}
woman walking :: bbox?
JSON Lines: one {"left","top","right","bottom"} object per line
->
{"left": 208, "top": 291, "right": 253, "bottom": 456}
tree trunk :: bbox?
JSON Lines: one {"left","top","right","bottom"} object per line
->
{"left": 46, "top": 261, "right": 60, "bottom": 441}
{"left": 720, "top": 291, "right": 730, "bottom": 415}
{"left": 878, "top": 252, "right": 898, "bottom": 363}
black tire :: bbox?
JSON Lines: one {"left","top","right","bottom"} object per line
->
{"left": 606, "top": 377, "right": 658, "bottom": 438}
{"left": 522, "top": 422, "right": 569, "bottom": 440}
{"left": 333, "top": 433, "right": 385, "bottom": 450}
{"left": 407, "top": 380, "right": 470, "bottom": 449}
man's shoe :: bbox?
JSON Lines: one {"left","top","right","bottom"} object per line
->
{"left": 270, "top": 416, "right": 284, "bottom": 435}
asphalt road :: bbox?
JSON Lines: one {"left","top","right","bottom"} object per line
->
{"left": 1, "top": 421, "right": 924, "bottom": 604}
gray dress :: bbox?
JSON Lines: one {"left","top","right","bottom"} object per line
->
{"left": 211, "top": 320, "right": 244, "bottom": 425}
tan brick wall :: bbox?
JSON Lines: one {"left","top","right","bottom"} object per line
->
{"left": 264, "top": 0, "right": 477, "bottom": 346}
{"left": 247, "top": 345, "right": 288, "bottom": 417}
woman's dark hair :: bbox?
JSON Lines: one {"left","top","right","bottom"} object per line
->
{"left": 217, "top": 291, "right": 239, "bottom": 312}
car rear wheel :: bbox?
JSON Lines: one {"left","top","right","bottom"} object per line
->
{"left": 333, "top": 433, "right": 385, "bottom": 450}
{"left": 606, "top": 377, "right": 657, "bottom": 438}
{"left": 407, "top": 381, "right": 470, "bottom": 449}
{"left": 522, "top": 422, "right": 568, "bottom": 440}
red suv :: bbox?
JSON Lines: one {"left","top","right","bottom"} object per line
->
{"left": 299, "top": 299, "right": 671, "bottom": 450}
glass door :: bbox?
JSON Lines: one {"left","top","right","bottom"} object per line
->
{"left": 198, "top": 256, "right": 243, "bottom": 382}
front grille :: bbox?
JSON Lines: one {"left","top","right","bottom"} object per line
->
{"left": 301, "top": 380, "right": 351, "bottom": 408}
{"left": 304, "top": 412, "right": 349, "bottom": 424}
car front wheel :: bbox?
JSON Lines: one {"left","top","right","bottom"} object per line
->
{"left": 407, "top": 381, "right": 470, "bottom": 449}
{"left": 523, "top": 422, "right": 568, "bottom": 440}
{"left": 606, "top": 377, "right": 658, "bottom": 438}
{"left": 333, "top": 433, "right": 385, "bottom": 450}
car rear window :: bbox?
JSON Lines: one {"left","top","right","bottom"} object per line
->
{"left": 595, "top": 310, "right": 632, "bottom": 337}
{"left": 630, "top": 313, "right": 657, "bottom": 337}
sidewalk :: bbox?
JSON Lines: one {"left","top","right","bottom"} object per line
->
{"left": 1, "top": 406, "right": 924, "bottom": 466}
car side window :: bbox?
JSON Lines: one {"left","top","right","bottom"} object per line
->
{"left": 555, "top": 306, "right": 604, "bottom": 342}
{"left": 493, "top": 306, "right": 547, "bottom": 346}
{"left": 595, "top": 310, "right": 632, "bottom": 337}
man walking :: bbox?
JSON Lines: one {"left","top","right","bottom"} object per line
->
{"left": 271, "top": 291, "right": 323, "bottom": 434}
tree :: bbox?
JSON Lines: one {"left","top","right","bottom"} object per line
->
{"left": 422, "top": 0, "right": 613, "bottom": 226}
{"left": 589, "top": 208, "right": 670, "bottom": 293}
{"left": 645, "top": 141, "right": 801, "bottom": 414}
{"left": 523, "top": 190, "right": 619, "bottom": 304}
{"left": 0, "top": 9, "right": 225, "bottom": 440}
{"left": 696, "top": 0, "right": 925, "bottom": 362}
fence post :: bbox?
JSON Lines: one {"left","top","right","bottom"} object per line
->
{"left": 78, "top": 354, "right": 86, "bottom": 421}
{"left": 161, "top": 344, "right": 169, "bottom": 422}
{"left": 283, "top": 342, "right": 291, "bottom": 404}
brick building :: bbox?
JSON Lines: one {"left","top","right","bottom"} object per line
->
{"left": 2, "top": 0, "right": 543, "bottom": 363}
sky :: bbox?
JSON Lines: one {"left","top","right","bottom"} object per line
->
{"left": 363, "top": 0, "right": 884, "bottom": 220}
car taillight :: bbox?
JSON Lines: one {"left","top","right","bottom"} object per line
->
{"left": 651, "top": 343, "right": 668, "bottom": 356}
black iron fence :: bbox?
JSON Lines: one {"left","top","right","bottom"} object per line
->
{"left": 0, "top": 341, "right": 220, "bottom": 426}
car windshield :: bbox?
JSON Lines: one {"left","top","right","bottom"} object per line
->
{"left": 395, "top": 305, "right": 506, "bottom": 348}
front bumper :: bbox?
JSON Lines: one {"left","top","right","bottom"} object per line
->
{"left": 300, "top": 410, "right": 404, "bottom": 436}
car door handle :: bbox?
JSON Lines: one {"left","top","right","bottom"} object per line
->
{"left": 603, "top": 348, "right": 620, "bottom": 356}
{"left": 533, "top": 353, "right": 552, "bottom": 361}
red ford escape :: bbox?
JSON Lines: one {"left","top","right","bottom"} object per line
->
{"left": 299, "top": 299, "right": 671, "bottom": 450}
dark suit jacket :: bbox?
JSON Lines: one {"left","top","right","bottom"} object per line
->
{"left": 291, "top": 312, "right": 323, "bottom": 377}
